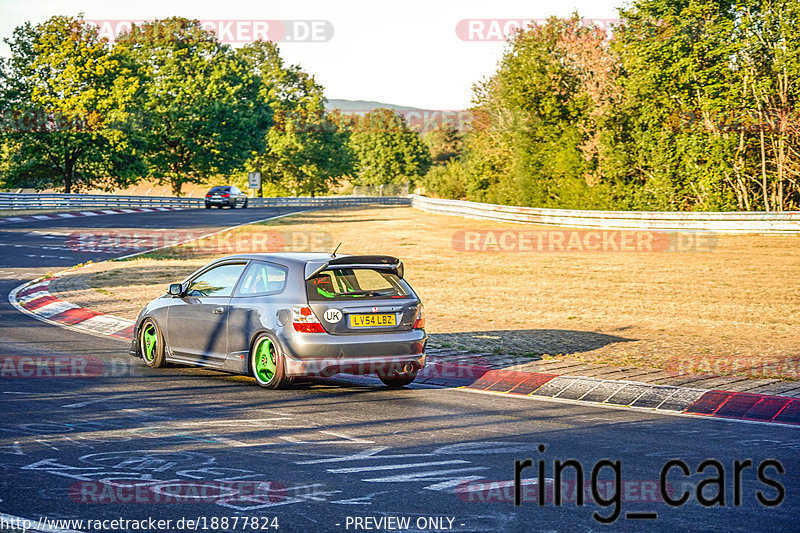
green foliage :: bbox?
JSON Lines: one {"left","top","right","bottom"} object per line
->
{"left": 421, "top": 3, "right": 800, "bottom": 211}
{"left": 0, "top": 16, "right": 145, "bottom": 192}
{"left": 239, "top": 41, "right": 353, "bottom": 196}
{"left": 115, "top": 18, "right": 270, "bottom": 196}
{"left": 424, "top": 123, "right": 463, "bottom": 165}
{"left": 423, "top": 15, "right": 625, "bottom": 209}
{"left": 347, "top": 109, "right": 431, "bottom": 185}
{"left": 1, "top": 16, "right": 358, "bottom": 197}
{"left": 419, "top": 161, "right": 467, "bottom": 199}
{"left": 4, "top": 6, "right": 798, "bottom": 208}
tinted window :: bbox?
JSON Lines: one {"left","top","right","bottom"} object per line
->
{"left": 208, "top": 186, "right": 230, "bottom": 193}
{"left": 235, "top": 261, "right": 287, "bottom": 296}
{"left": 186, "top": 263, "right": 246, "bottom": 297}
{"left": 306, "top": 268, "right": 412, "bottom": 301}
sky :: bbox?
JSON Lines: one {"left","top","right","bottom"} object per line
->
{"left": 0, "top": 0, "right": 623, "bottom": 110}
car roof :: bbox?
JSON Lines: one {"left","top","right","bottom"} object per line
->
{"left": 212, "top": 252, "right": 399, "bottom": 267}
{"left": 194, "top": 253, "right": 404, "bottom": 281}
{"left": 214, "top": 252, "right": 339, "bottom": 266}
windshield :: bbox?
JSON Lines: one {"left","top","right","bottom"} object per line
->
{"left": 306, "top": 268, "right": 412, "bottom": 301}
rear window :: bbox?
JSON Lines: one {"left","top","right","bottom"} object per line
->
{"left": 208, "top": 186, "right": 230, "bottom": 193}
{"left": 306, "top": 268, "right": 412, "bottom": 301}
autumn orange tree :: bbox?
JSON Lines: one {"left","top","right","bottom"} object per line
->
{"left": 422, "top": 15, "right": 625, "bottom": 209}
{"left": 422, "top": 2, "right": 800, "bottom": 211}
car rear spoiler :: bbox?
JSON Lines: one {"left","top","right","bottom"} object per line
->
{"left": 304, "top": 255, "right": 404, "bottom": 280}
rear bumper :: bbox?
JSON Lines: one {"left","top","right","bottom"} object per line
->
{"left": 282, "top": 329, "right": 427, "bottom": 377}
{"left": 284, "top": 353, "right": 426, "bottom": 377}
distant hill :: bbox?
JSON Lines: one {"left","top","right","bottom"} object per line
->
{"left": 324, "top": 98, "right": 430, "bottom": 113}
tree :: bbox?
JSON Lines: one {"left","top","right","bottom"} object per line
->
{"left": 614, "top": 0, "right": 742, "bottom": 210}
{"left": 615, "top": 0, "right": 800, "bottom": 211}
{"left": 348, "top": 108, "right": 431, "bottom": 185}
{"left": 424, "top": 4, "right": 800, "bottom": 211}
{"left": 238, "top": 41, "right": 353, "bottom": 196}
{"left": 264, "top": 108, "right": 353, "bottom": 196}
{"left": 116, "top": 18, "right": 270, "bottom": 195}
{"left": 452, "top": 16, "right": 620, "bottom": 209}
{"left": 0, "top": 16, "right": 144, "bottom": 193}
{"left": 419, "top": 160, "right": 467, "bottom": 199}
{"left": 424, "top": 123, "right": 463, "bottom": 165}
{"left": 735, "top": 0, "right": 800, "bottom": 211}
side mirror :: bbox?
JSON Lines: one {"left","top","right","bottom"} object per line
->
{"left": 168, "top": 283, "right": 183, "bottom": 297}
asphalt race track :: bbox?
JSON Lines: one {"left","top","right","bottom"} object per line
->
{"left": 0, "top": 208, "right": 797, "bottom": 533}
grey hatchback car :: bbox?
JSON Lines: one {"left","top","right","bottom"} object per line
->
{"left": 130, "top": 253, "right": 427, "bottom": 388}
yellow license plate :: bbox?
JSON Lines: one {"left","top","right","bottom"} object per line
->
{"left": 350, "top": 313, "right": 396, "bottom": 328}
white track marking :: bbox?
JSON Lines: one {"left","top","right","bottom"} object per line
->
{"left": 327, "top": 460, "right": 469, "bottom": 474}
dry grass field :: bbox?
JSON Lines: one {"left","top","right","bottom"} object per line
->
{"left": 68, "top": 206, "right": 800, "bottom": 380}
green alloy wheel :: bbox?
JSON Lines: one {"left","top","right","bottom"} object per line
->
{"left": 251, "top": 334, "right": 290, "bottom": 389}
{"left": 140, "top": 319, "right": 166, "bottom": 368}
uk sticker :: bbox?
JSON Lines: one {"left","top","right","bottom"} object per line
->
{"left": 324, "top": 309, "right": 342, "bottom": 323}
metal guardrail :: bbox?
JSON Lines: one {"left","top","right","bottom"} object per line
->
{"left": 4, "top": 192, "right": 797, "bottom": 233}
{"left": 353, "top": 183, "right": 410, "bottom": 197}
{"left": 249, "top": 196, "right": 410, "bottom": 207}
{"left": 0, "top": 192, "right": 411, "bottom": 210}
{"left": 411, "top": 194, "right": 800, "bottom": 233}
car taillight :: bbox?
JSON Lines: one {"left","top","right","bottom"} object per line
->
{"left": 292, "top": 306, "right": 326, "bottom": 333}
{"left": 413, "top": 304, "right": 425, "bottom": 329}
{"left": 205, "top": 194, "right": 211, "bottom": 197}
{"left": 221, "top": 193, "right": 230, "bottom": 197}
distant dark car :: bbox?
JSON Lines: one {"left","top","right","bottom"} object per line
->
{"left": 205, "top": 186, "right": 248, "bottom": 209}
{"left": 130, "top": 253, "right": 427, "bottom": 388}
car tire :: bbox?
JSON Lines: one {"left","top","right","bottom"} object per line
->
{"left": 217, "top": 205, "right": 223, "bottom": 209}
{"left": 243, "top": 199, "right": 248, "bottom": 209}
{"left": 205, "top": 203, "right": 211, "bottom": 209}
{"left": 139, "top": 318, "right": 166, "bottom": 368}
{"left": 230, "top": 201, "right": 236, "bottom": 209}
{"left": 378, "top": 371, "right": 418, "bottom": 388}
{"left": 251, "top": 334, "right": 292, "bottom": 389}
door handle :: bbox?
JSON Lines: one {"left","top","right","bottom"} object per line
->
{"left": 213, "top": 307, "right": 224, "bottom": 314}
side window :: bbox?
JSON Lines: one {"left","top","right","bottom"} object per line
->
{"left": 235, "top": 261, "right": 288, "bottom": 296}
{"left": 186, "top": 263, "right": 246, "bottom": 297}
